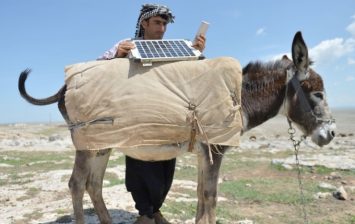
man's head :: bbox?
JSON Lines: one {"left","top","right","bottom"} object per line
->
{"left": 135, "top": 4, "right": 175, "bottom": 40}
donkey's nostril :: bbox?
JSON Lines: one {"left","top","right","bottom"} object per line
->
{"left": 330, "top": 130, "right": 335, "bottom": 138}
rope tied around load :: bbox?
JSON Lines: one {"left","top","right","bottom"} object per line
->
{"left": 68, "top": 117, "right": 114, "bottom": 130}
{"left": 186, "top": 102, "right": 214, "bottom": 165}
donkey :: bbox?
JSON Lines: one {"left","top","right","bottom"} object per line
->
{"left": 18, "top": 32, "right": 335, "bottom": 224}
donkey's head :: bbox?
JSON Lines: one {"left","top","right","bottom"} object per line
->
{"left": 285, "top": 32, "right": 336, "bottom": 146}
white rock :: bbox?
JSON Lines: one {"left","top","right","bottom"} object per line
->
{"left": 318, "top": 182, "right": 337, "bottom": 191}
{"left": 333, "top": 186, "right": 348, "bottom": 200}
{"left": 314, "top": 192, "right": 332, "bottom": 199}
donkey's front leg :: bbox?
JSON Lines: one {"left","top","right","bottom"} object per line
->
{"left": 195, "top": 144, "right": 227, "bottom": 224}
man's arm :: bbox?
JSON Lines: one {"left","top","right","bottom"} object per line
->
{"left": 192, "top": 34, "right": 206, "bottom": 52}
{"left": 97, "top": 39, "right": 136, "bottom": 60}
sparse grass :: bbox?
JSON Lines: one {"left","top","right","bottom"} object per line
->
{"left": 107, "top": 153, "right": 125, "bottom": 167}
{"left": 1, "top": 145, "right": 354, "bottom": 224}
{"left": 34, "top": 126, "right": 67, "bottom": 136}
{"left": 23, "top": 210, "right": 43, "bottom": 221}
{"left": 348, "top": 214, "right": 355, "bottom": 224}
{"left": 104, "top": 172, "right": 124, "bottom": 187}
{"left": 215, "top": 202, "right": 243, "bottom": 221}
{"left": 219, "top": 178, "right": 315, "bottom": 204}
{"left": 0, "top": 151, "right": 73, "bottom": 173}
{"left": 0, "top": 172, "right": 35, "bottom": 186}
{"left": 162, "top": 200, "right": 196, "bottom": 221}
{"left": 270, "top": 161, "right": 290, "bottom": 171}
{"left": 174, "top": 164, "right": 197, "bottom": 181}
{"left": 56, "top": 208, "right": 69, "bottom": 215}
{"left": 165, "top": 148, "right": 355, "bottom": 223}
{"left": 17, "top": 187, "right": 40, "bottom": 201}
{"left": 27, "top": 187, "right": 40, "bottom": 197}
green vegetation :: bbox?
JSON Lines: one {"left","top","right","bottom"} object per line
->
{"left": 221, "top": 177, "right": 316, "bottom": 204}
{"left": 162, "top": 200, "right": 196, "bottom": 221}
{"left": 0, "top": 151, "right": 73, "bottom": 172}
{"left": 1, "top": 147, "right": 354, "bottom": 224}
{"left": 107, "top": 153, "right": 125, "bottom": 167}
{"left": 347, "top": 214, "right": 355, "bottom": 224}
{"left": 104, "top": 172, "right": 124, "bottom": 187}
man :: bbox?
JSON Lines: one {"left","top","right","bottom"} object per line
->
{"left": 99, "top": 4, "right": 206, "bottom": 224}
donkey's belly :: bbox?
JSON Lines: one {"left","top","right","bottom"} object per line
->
{"left": 116, "top": 142, "right": 196, "bottom": 161}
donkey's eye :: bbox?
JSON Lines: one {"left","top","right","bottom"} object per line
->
{"left": 314, "top": 92, "right": 324, "bottom": 100}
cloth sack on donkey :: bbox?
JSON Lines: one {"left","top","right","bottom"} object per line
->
{"left": 64, "top": 57, "right": 243, "bottom": 151}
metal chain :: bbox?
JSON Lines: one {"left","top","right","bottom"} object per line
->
{"left": 287, "top": 120, "right": 309, "bottom": 224}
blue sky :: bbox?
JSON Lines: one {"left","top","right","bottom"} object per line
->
{"left": 1, "top": 0, "right": 354, "bottom": 124}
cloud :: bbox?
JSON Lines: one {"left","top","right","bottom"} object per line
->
{"left": 270, "top": 37, "right": 355, "bottom": 66}
{"left": 309, "top": 37, "right": 355, "bottom": 65}
{"left": 256, "top": 27, "right": 266, "bottom": 36}
{"left": 348, "top": 58, "right": 355, "bottom": 65}
{"left": 345, "top": 75, "right": 355, "bottom": 82}
{"left": 346, "top": 20, "right": 355, "bottom": 37}
{"left": 270, "top": 52, "right": 290, "bottom": 61}
{"left": 308, "top": 17, "right": 355, "bottom": 67}
{"left": 269, "top": 16, "right": 355, "bottom": 65}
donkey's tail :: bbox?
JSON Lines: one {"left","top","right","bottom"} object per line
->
{"left": 18, "top": 69, "right": 64, "bottom": 105}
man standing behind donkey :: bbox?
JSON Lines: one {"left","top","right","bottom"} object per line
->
{"left": 98, "top": 3, "right": 206, "bottom": 224}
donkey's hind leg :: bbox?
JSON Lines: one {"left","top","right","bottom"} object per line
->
{"left": 86, "top": 149, "right": 112, "bottom": 224}
{"left": 68, "top": 149, "right": 112, "bottom": 224}
{"left": 195, "top": 144, "right": 227, "bottom": 224}
{"left": 69, "top": 150, "right": 91, "bottom": 224}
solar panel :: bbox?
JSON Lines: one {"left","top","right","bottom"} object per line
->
{"left": 129, "top": 39, "right": 203, "bottom": 66}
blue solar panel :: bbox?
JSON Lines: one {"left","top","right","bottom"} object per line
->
{"left": 129, "top": 39, "right": 202, "bottom": 66}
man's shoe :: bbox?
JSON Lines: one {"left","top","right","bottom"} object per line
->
{"left": 152, "top": 211, "right": 171, "bottom": 224}
{"left": 134, "top": 215, "right": 156, "bottom": 224}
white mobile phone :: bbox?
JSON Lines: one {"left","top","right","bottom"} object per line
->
{"left": 193, "top": 21, "right": 209, "bottom": 44}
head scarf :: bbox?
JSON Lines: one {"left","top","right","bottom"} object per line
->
{"left": 135, "top": 4, "right": 175, "bottom": 38}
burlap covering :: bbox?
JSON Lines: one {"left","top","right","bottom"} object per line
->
{"left": 64, "top": 57, "right": 243, "bottom": 151}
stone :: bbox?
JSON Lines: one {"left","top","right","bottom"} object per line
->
{"left": 237, "top": 220, "right": 254, "bottom": 224}
{"left": 326, "top": 172, "right": 342, "bottom": 180}
{"left": 332, "top": 186, "right": 348, "bottom": 200}
{"left": 314, "top": 192, "right": 332, "bottom": 199}
{"left": 282, "top": 164, "right": 293, "bottom": 170}
{"left": 318, "top": 182, "right": 337, "bottom": 191}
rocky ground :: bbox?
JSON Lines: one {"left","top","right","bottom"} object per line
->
{"left": 0, "top": 109, "right": 354, "bottom": 223}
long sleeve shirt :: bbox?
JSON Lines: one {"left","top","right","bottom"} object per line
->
{"left": 97, "top": 38, "right": 131, "bottom": 60}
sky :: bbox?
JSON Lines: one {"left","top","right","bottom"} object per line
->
{"left": 1, "top": 0, "right": 354, "bottom": 124}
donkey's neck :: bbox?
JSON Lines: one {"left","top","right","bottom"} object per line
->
{"left": 241, "top": 60, "right": 291, "bottom": 132}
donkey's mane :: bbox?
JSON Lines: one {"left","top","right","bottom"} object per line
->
{"left": 240, "top": 59, "right": 295, "bottom": 129}
{"left": 242, "top": 59, "right": 292, "bottom": 93}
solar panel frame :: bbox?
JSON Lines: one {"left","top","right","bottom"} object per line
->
{"left": 129, "top": 39, "right": 203, "bottom": 66}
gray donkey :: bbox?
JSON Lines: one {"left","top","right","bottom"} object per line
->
{"left": 18, "top": 32, "right": 335, "bottom": 224}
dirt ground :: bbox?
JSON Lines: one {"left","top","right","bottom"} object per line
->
{"left": 0, "top": 109, "right": 354, "bottom": 224}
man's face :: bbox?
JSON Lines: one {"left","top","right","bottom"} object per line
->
{"left": 141, "top": 16, "right": 168, "bottom": 40}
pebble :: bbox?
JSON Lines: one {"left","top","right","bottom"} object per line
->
{"left": 318, "top": 182, "right": 337, "bottom": 191}
{"left": 237, "top": 220, "right": 254, "bottom": 224}
{"left": 333, "top": 186, "right": 348, "bottom": 200}
{"left": 314, "top": 192, "right": 332, "bottom": 199}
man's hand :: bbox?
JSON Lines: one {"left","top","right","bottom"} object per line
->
{"left": 192, "top": 34, "right": 206, "bottom": 52}
{"left": 115, "top": 40, "right": 136, "bottom": 58}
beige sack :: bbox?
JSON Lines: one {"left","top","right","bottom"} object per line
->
{"left": 64, "top": 57, "right": 243, "bottom": 150}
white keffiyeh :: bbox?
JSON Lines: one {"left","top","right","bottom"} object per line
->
{"left": 135, "top": 4, "right": 175, "bottom": 38}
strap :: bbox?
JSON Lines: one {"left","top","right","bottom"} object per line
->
{"left": 187, "top": 102, "right": 214, "bottom": 165}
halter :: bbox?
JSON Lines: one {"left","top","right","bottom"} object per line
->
{"left": 283, "top": 66, "right": 335, "bottom": 224}
{"left": 283, "top": 67, "right": 335, "bottom": 127}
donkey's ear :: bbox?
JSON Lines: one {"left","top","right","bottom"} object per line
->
{"left": 292, "top": 31, "right": 310, "bottom": 79}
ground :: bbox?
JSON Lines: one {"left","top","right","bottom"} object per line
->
{"left": 0, "top": 109, "right": 354, "bottom": 224}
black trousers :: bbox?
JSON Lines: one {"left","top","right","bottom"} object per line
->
{"left": 125, "top": 156, "right": 176, "bottom": 217}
